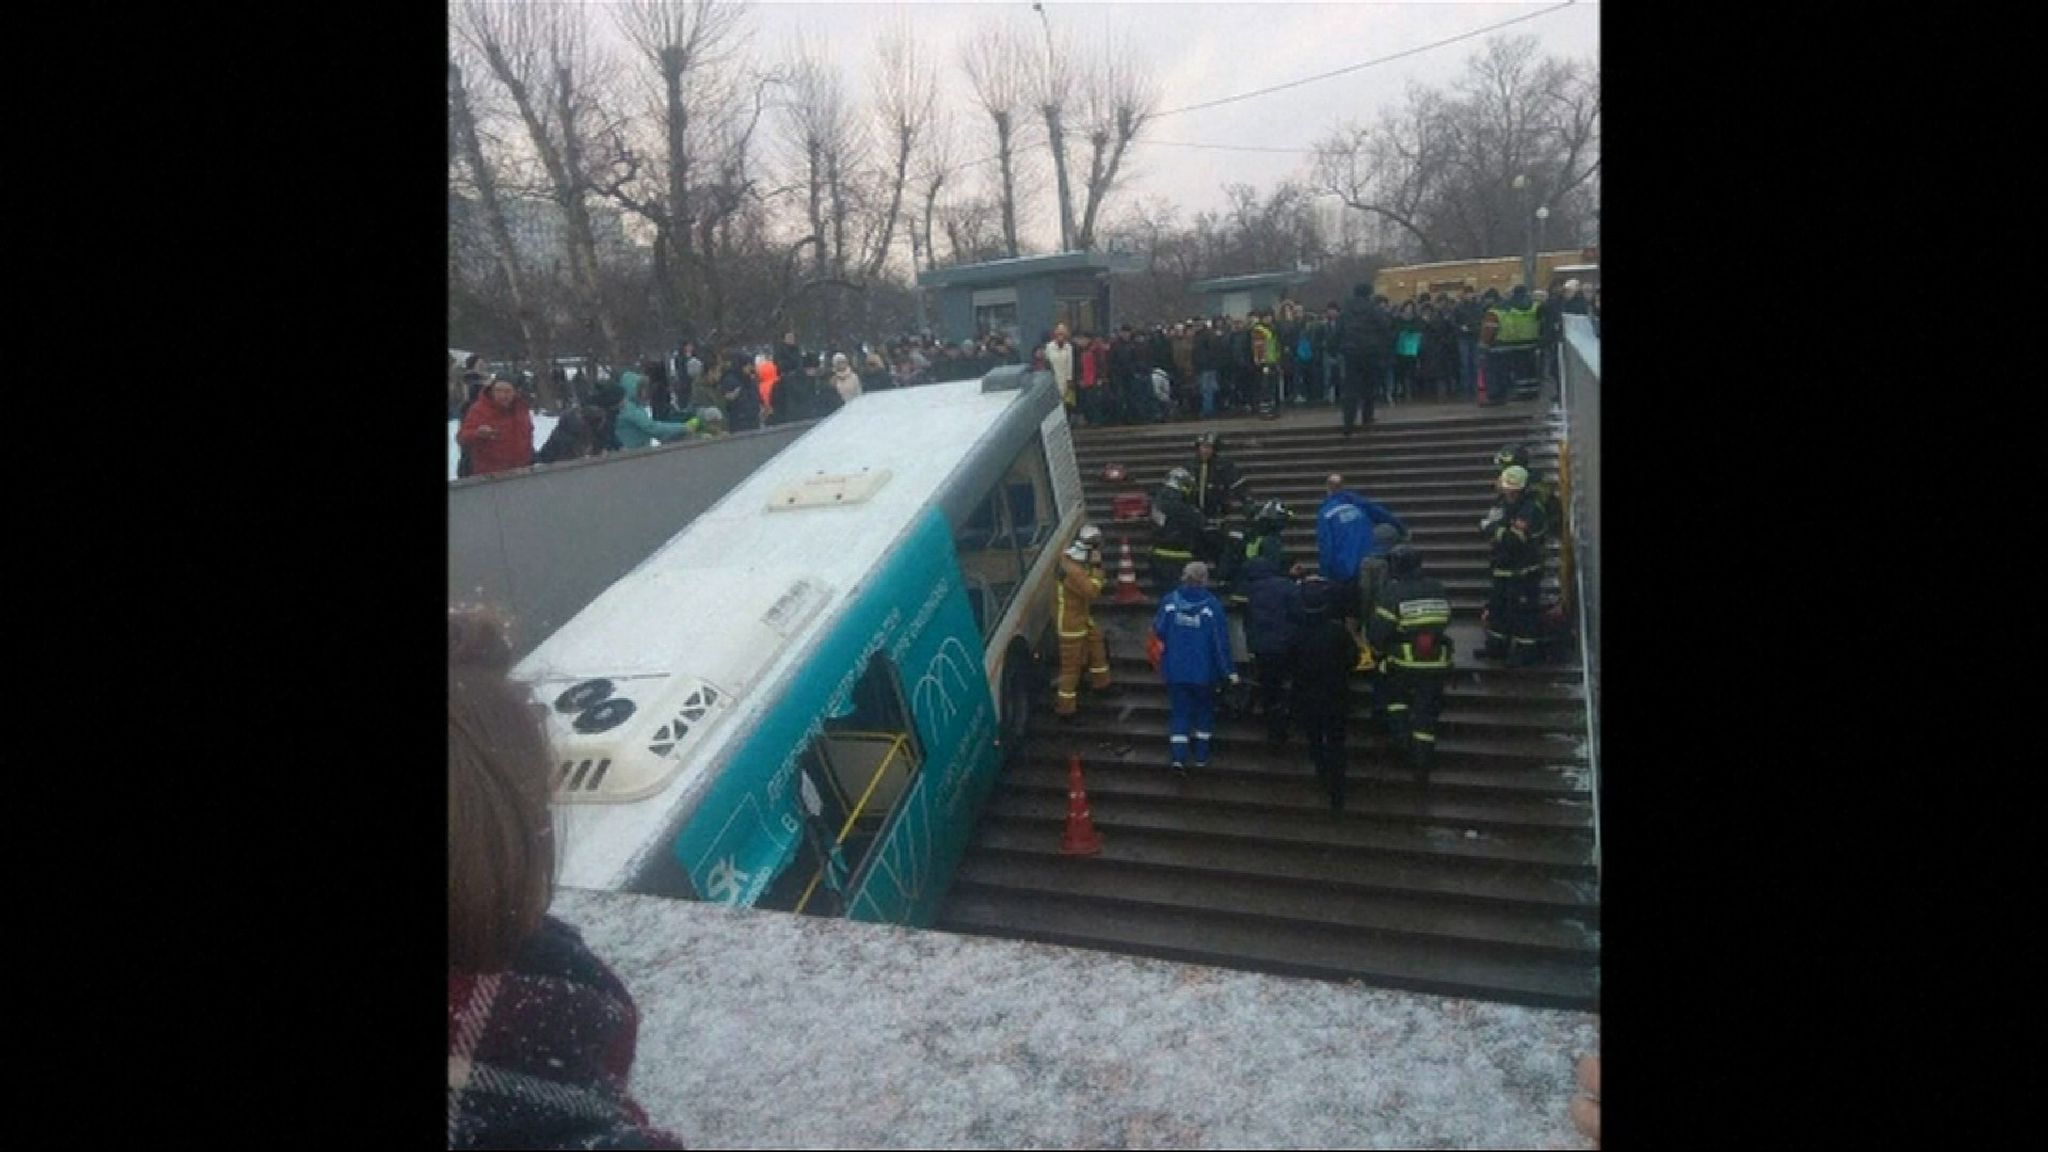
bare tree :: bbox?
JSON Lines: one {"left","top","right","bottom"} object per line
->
{"left": 1311, "top": 86, "right": 1449, "bottom": 262}
{"left": 1309, "top": 35, "right": 1600, "bottom": 262}
{"left": 959, "top": 21, "right": 1031, "bottom": 258}
{"left": 607, "top": 0, "right": 752, "bottom": 332}
{"left": 1022, "top": 24, "right": 1080, "bottom": 250}
{"left": 449, "top": 52, "right": 558, "bottom": 410}
{"left": 454, "top": 0, "right": 634, "bottom": 367}
{"left": 861, "top": 16, "right": 937, "bottom": 281}
{"left": 1072, "top": 36, "right": 1158, "bottom": 251}
{"left": 912, "top": 105, "right": 961, "bottom": 274}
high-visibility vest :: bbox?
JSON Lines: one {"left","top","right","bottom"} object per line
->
{"left": 1493, "top": 305, "right": 1540, "bottom": 346}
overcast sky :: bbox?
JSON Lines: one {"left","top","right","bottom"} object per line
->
{"left": 741, "top": 1, "right": 1598, "bottom": 240}
{"left": 557, "top": 1, "right": 1599, "bottom": 250}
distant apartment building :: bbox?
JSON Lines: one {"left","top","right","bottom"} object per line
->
{"left": 449, "top": 193, "right": 644, "bottom": 280}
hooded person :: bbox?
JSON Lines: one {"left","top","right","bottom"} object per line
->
{"left": 1152, "top": 561, "right": 1237, "bottom": 777}
{"left": 606, "top": 372, "right": 700, "bottom": 450}
{"left": 1290, "top": 576, "right": 1364, "bottom": 810}
{"left": 829, "top": 352, "right": 863, "bottom": 404}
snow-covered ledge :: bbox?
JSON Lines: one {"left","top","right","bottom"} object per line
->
{"left": 553, "top": 889, "right": 1597, "bottom": 1149}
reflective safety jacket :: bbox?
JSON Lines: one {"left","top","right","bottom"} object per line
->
{"left": 1488, "top": 304, "right": 1542, "bottom": 347}
{"left": 1483, "top": 491, "right": 1551, "bottom": 580}
{"left": 1054, "top": 555, "right": 1105, "bottom": 638}
{"left": 1367, "top": 574, "right": 1455, "bottom": 670}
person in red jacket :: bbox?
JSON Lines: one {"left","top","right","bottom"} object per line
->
{"left": 455, "top": 379, "right": 535, "bottom": 476}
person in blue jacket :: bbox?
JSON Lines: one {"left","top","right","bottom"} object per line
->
{"left": 1152, "top": 561, "right": 1238, "bottom": 778}
{"left": 600, "top": 371, "right": 701, "bottom": 450}
{"left": 1315, "top": 472, "right": 1408, "bottom": 610}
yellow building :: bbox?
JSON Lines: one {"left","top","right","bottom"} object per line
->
{"left": 1375, "top": 248, "right": 1598, "bottom": 303}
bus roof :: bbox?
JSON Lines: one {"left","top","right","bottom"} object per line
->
{"left": 521, "top": 375, "right": 1056, "bottom": 892}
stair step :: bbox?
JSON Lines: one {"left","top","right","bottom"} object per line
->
{"left": 1001, "top": 757, "right": 1591, "bottom": 830}
{"left": 966, "top": 820, "right": 1601, "bottom": 913}
{"left": 936, "top": 889, "right": 1598, "bottom": 1009}
{"left": 982, "top": 790, "right": 1596, "bottom": 870}
{"left": 951, "top": 853, "right": 1598, "bottom": 957}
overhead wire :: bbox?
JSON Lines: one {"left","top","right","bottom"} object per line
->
{"left": 935, "top": 3, "right": 1583, "bottom": 176}
{"left": 1152, "top": 0, "right": 1580, "bottom": 119}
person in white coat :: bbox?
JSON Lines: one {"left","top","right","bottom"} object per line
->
{"left": 1044, "top": 322, "right": 1075, "bottom": 412}
{"left": 829, "top": 352, "right": 863, "bottom": 404}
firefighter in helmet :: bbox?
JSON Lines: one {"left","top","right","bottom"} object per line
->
{"left": 1477, "top": 465, "right": 1551, "bottom": 665}
{"left": 1052, "top": 524, "right": 1111, "bottom": 719}
{"left": 1366, "top": 544, "right": 1455, "bottom": 784}
{"left": 1151, "top": 467, "right": 1204, "bottom": 593}
{"left": 1493, "top": 443, "right": 1563, "bottom": 530}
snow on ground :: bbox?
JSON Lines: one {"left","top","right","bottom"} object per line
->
{"left": 448, "top": 414, "right": 558, "bottom": 481}
{"left": 553, "top": 890, "right": 1598, "bottom": 1150}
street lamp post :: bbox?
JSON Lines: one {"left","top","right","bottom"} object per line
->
{"left": 1512, "top": 174, "right": 1534, "bottom": 289}
{"left": 1534, "top": 205, "right": 1551, "bottom": 290}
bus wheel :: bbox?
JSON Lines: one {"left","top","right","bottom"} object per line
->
{"left": 999, "top": 645, "right": 1033, "bottom": 764}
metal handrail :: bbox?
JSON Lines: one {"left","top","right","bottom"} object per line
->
{"left": 793, "top": 733, "right": 913, "bottom": 914}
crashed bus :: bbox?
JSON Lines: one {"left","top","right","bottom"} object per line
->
{"left": 516, "top": 367, "right": 1084, "bottom": 923}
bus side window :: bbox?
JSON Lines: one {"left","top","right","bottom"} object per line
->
{"left": 953, "top": 491, "right": 1021, "bottom": 641}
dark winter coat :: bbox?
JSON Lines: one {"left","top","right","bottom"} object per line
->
{"left": 536, "top": 406, "right": 608, "bottom": 465}
{"left": 1191, "top": 453, "right": 1249, "bottom": 521}
{"left": 1242, "top": 556, "right": 1304, "bottom": 658}
{"left": 1290, "top": 612, "right": 1360, "bottom": 722}
{"left": 1368, "top": 572, "right": 1455, "bottom": 669}
{"left": 719, "top": 367, "right": 761, "bottom": 430}
{"left": 448, "top": 917, "right": 685, "bottom": 1149}
{"left": 1338, "top": 292, "right": 1392, "bottom": 371}
{"left": 1151, "top": 486, "right": 1204, "bottom": 554}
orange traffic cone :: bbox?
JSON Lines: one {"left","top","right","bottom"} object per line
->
{"left": 1114, "top": 537, "right": 1142, "bottom": 604}
{"left": 1060, "top": 755, "right": 1103, "bottom": 856}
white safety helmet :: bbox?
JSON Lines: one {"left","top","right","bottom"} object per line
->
{"left": 1078, "top": 524, "right": 1102, "bottom": 548}
{"left": 1065, "top": 542, "right": 1091, "bottom": 562}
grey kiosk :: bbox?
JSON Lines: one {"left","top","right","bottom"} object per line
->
{"left": 918, "top": 251, "right": 1140, "bottom": 349}
{"left": 1188, "top": 270, "right": 1313, "bottom": 319}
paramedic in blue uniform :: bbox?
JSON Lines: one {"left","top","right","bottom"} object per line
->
{"left": 1152, "top": 561, "right": 1237, "bottom": 779}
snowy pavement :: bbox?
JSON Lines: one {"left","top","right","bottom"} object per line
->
{"left": 553, "top": 889, "right": 1598, "bottom": 1149}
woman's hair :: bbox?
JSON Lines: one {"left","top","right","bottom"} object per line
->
{"left": 448, "top": 607, "right": 556, "bottom": 971}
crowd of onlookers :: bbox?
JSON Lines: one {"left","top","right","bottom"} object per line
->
{"left": 450, "top": 279, "right": 1600, "bottom": 479}
{"left": 1028, "top": 278, "right": 1599, "bottom": 428}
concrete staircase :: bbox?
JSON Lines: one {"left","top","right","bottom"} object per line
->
{"left": 937, "top": 407, "right": 1599, "bottom": 1009}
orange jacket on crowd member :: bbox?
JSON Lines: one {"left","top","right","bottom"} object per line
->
{"left": 455, "top": 380, "right": 535, "bottom": 476}
{"left": 757, "top": 357, "right": 779, "bottom": 409}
